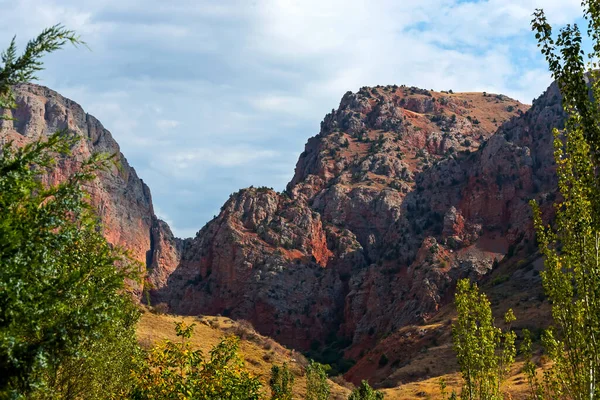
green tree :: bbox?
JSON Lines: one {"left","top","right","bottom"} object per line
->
{"left": 451, "top": 279, "right": 516, "bottom": 400}
{"left": 270, "top": 362, "right": 295, "bottom": 400}
{"left": 131, "top": 321, "right": 262, "bottom": 399}
{"left": 39, "top": 304, "right": 141, "bottom": 399}
{"left": 0, "top": 131, "right": 141, "bottom": 399}
{"left": 530, "top": 2, "right": 600, "bottom": 398}
{"left": 439, "top": 377, "right": 458, "bottom": 400}
{"left": 0, "top": 24, "right": 83, "bottom": 118}
{"left": 0, "top": 26, "right": 141, "bottom": 399}
{"left": 305, "top": 360, "right": 330, "bottom": 400}
{"left": 348, "top": 380, "right": 384, "bottom": 400}
{"left": 519, "top": 329, "right": 546, "bottom": 400}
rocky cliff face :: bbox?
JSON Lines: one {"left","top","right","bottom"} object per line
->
{"left": 157, "top": 83, "right": 563, "bottom": 361}
{"left": 3, "top": 81, "right": 564, "bottom": 384}
{"left": 158, "top": 187, "right": 344, "bottom": 347}
{"left": 0, "top": 84, "right": 181, "bottom": 294}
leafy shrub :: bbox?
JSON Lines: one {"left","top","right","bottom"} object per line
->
{"left": 349, "top": 380, "right": 384, "bottom": 400}
{"left": 305, "top": 361, "right": 330, "bottom": 400}
{"left": 492, "top": 274, "right": 510, "bottom": 286}
{"left": 270, "top": 363, "right": 294, "bottom": 400}
{"left": 131, "top": 321, "right": 262, "bottom": 399}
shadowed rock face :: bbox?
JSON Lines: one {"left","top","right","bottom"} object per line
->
{"left": 0, "top": 83, "right": 181, "bottom": 295}
{"left": 2, "top": 81, "right": 564, "bottom": 367}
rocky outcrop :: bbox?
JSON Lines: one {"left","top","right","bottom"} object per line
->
{"left": 157, "top": 187, "right": 344, "bottom": 347}
{"left": 3, "top": 81, "right": 565, "bottom": 385}
{"left": 160, "top": 84, "right": 550, "bottom": 358}
{"left": 0, "top": 84, "right": 181, "bottom": 294}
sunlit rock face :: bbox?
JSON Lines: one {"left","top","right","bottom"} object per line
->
{"left": 4, "top": 82, "right": 564, "bottom": 364}
{"left": 157, "top": 84, "right": 561, "bottom": 354}
{"left": 0, "top": 84, "right": 182, "bottom": 295}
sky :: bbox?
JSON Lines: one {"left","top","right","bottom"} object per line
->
{"left": 0, "top": 0, "right": 584, "bottom": 238}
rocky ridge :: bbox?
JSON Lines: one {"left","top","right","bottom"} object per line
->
{"left": 0, "top": 84, "right": 180, "bottom": 294}
{"left": 2, "top": 81, "right": 565, "bottom": 386}
{"left": 154, "top": 83, "right": 560, "bottom": 364}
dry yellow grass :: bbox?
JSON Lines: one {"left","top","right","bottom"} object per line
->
{"left": 379, "top": 361, "right": 542, "bottom": 400}
{"left": 137, "top": 250, "right": 550, "bottom": 400}
{"left": 138, "top": 309, "right": 549, "bottom": 399}
{"left": 136, "top": 309, "right": 352, "bottom": 399}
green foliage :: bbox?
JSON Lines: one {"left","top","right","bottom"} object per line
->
{"left": 0, "top": 24, "right": 83, "bottom": 119}
{"left": 530, "top": 2, "right": 600, "bottom": 398}
{"left": 131, "top": 321, "right": 262, "bottom": 399}
{"left": 0, "top": 132, "right": 141, "bottom": 398}
{"left": 304, "top": 334, "right": 355, "bottom": 376}
{"left": 439, "top": 377, "right": 458, "bottom": 400}
{"left": 491, "top": 274, "right": 509, "bottom": 286}
{"left": 348, "top": 380, "right": 384, "bottom": 400}
{"left": 41, "top": 308, "right": 141, "bottom": 400}
{"left": 305, "top": 361, "right": 330, "bottom": 400}
{"left": 451, "top": 279, "right": 516, "bottom": 400}
{"left": 519, "top": 329, "right": 545, "bottom": 400}
{"left": 270, "top": 363, "right": 294, "bottom": 400}
{"left": 0, "top": 26, "right": 140, "bottom": 399}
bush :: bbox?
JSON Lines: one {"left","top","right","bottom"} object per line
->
{"left": 229, "top": 319, "right": 260, "bottom": 343}
{"left": 492, "top": 274, "right": 510, "bottom": 286}
{"left": 152, "top": 302, "right": 170, "bottom": 314}
{"left": 378, "top": 354, "right": 389, "bottom": 368}
{"left": 349, "top": 380, "right": 384, "bottom": 400}
{"left": 131, "top": 321, "right": 262, "bottom": 399}
{"left": 305, "top": 361, "right": 330, "bottom": 400}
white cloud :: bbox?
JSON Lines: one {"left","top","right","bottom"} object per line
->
{"left": 0, "top": 0, "right": 586, "bottom": 236}
{"left": 167, "top": 147, "right": 279, "bottom": 171}
{"left": 156, "top": 119, "right": 180, "bottom": 130}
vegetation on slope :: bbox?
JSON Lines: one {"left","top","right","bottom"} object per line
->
{"left": 137, "top": 310, "right": 353, "bottom": 399}
{"left": 5, "top": 0, "right": 600, "bottom": 398}
{"left": 446, "top": 2, "right": 600, "bottom": 399}
{"left": 0, "top": 26, "right": 141, "bottom": 399}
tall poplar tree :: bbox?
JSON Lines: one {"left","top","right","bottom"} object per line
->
{"left": 451, "top": 279, "right": 515, "bottom": 400}
{"left": 530, "top": 1, "right": 600, "bottom": 398}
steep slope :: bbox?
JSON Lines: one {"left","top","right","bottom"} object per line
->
{"left": 137, "top": 311, "right": 352, "bottom": 399}
{"left": 157, "top": 83, "right": 557, "bottom": 368}
{"left": 160, "top": 186, "right": 342, "bottom": 348}
{"left": 0, "top": 84, "right": 181, "bottom": 293}
{"left": 2, "top": 82, "right": 563, "bottom": 392}
{"left": 344, "top": 82, "right": 563, "bottom": 386}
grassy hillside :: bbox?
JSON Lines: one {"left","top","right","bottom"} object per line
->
{"left": 137, "top": 309, "right": 352, "bottom": 399}
{"left": 346, "top": 251, "right": 551, "bottom": 399}
{"left": 137, "top": 304, "right": 545, "bottom": 399}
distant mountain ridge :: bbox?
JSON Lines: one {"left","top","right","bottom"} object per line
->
{"left": 1, "top": 81, "right": 563, "bottom": 387}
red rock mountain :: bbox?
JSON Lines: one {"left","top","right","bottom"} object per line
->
{"left": 0, "top": 84, "right": 180, "bottom": 294}
{"left": 155, "top": 83, "right": 561, "bottom": 357}
{"left": 1, "top": 81, "right": 564, "bottom": 383}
